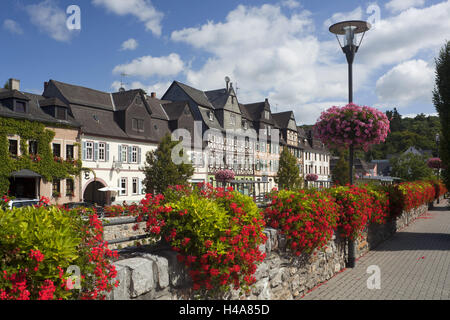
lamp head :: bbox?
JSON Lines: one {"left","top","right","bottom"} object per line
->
{"left": 329, "top": 20, "right": 371, "bottom": 49}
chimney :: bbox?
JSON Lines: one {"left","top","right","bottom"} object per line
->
{"left": 9, "top": 78, "right": 20, "bottom": 91}
{"left": 151, "top": 92, "right": 156, "bottom": 98}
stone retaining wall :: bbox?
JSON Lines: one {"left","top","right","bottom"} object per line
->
{"left": 106, "top": 201, "right": 433, "bottom": 300}
{"left": 102, "top": 217, "right": 148, "bottom": 250}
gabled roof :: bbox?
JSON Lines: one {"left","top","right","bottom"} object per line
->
{"left": 241, "top": 100, "right": 275, "bottom": 125}
{"left": 70, "top": 105, "right": 128, "bottom": 139}
{"left": 297, "top": 126, "right": 307, "bottom": 138}
{"left": 39, "top": 97, "right": 68, "bottom": 108}
{"left": 173, "top": 81, "right": 214, "bottom": 109}
{"left": 162, "top": 101, "right": 190, "bottom": 121}
{"left": 0, "top": 90, "right": 80, "bottom": 127}
{"left": 112, "top": 90, "right": 140, "bottom": 111}
{"left": 49, "top": 80, "right": 114, "bottom": 110}
{"left": 0, "top": 89, "right": 31, "bottom": 101}
{"left": 146, "top": 97, "right": 170, "bottom": 120}
{"left": 272, "top": 111, "right": 293, "bottom": 129}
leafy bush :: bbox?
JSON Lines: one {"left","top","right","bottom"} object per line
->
{"left": 0, "top": 205, "right": 118, "bottom": 300}
{"left": 265, "top": 189, "right": 339, "bottom": 256}
{"left": 134, "top": 185, "right": 266, "bottom": 296}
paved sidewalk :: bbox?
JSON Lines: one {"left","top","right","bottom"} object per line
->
{"left": 301, "top": 199, "right": 450, "bottom": 300}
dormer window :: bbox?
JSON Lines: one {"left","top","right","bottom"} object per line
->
{"left": 15, "top": 101, "right": 26, "bottom": 113}
{"left": 208, "top": 111, "right": 214, "bottom": 121}
{"left": 242, "top": 120, "right": 248, "bottom": 130}
{"left": 132, "top": 118, "right": 144, "bottom": 132}
{"left": 265, "top": 110, "right": 270, "bottom": 120}
{"left": 55, "top": 107, "right": 67, "bottom": 120}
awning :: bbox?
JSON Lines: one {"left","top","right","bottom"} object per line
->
{"left": 98, "top": 186, "right": 125, "bottom": 192}
{"left": 10, "top": 169, "right": 42, "bottom": 178}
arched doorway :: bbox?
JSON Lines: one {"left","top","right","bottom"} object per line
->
{"left": 83, "top": 180, "right": 107, "bottom": 206}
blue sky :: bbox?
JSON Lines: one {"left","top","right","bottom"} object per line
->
{"left": 1, "top": 0, "right": 448, "bottom": 124}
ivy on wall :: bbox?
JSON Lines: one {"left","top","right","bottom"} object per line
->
{"left": 0, "top": 117, "right": 82, "bottom": 194}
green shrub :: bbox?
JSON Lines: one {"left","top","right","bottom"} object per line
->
{"left": 160, "top": 186, "right": 266, "bottom": 296}
{"left": 0, "top": 205, "right": 118, "bottom": 300}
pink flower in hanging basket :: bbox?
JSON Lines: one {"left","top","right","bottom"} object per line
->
{"left": 306, "top": 173, "right": 318, "bottom": 181}
{"left": 314, "top": 103, "right": 390, "bottom": 152}
{"left": 215, "top": 169, "right": 235, "bottom": 182}
{"left": 427, "top": 158, "right": 442, "bottom": 169}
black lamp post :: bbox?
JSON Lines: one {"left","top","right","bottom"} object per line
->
{"left": 330, "top": 20, "right": 371, "bottom": 268}
{"left": 436, "top": 133, "right": 440, "bottom": 204}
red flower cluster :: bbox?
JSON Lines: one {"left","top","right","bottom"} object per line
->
{"left": 330, "top": 185, "right": 388, "bottom": 240}
{"left": 134, "top": 184, "right": 267, "bottom": 295}
{"left": 265, "top": 190, "right": 339, "bottom": 255}
{"left": 397, "top": 181, "right": 436, "bottom": 212}
{"left": 79, "top": 212, "right": 119, "bottom": 300}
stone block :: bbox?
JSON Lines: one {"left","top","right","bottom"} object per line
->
{"left": 115, "top": 258, "right": 154, "bottom": 298}
{"left": 140, "top": 254, "right": 170, "bottom": 289}
{"left": 108, "top": 263, "right": 130, "bottom": 300}
{"left": 254, "top": 262, "right": 269, "bottom": 280}
{"left": 157, "top": 250, "right": 192, "bottom": 288}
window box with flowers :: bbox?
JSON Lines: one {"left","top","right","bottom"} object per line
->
{"left": 52, "top": 191, "right": 61, "bottom": 199}
{"left": 29, "top": 154, "right": 41, "bottom": 162}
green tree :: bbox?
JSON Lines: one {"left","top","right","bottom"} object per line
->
{"left": 433, "top": 40, "right": 450, "bottom": 189}
{"left": 143, "top": 134, "right": 194, "bottom": 194}
{"left": 332, "top": 150, "right": 350, "bottom": 186}
{"left": 390, "top": 153, "right": 433, "bottom": 182}
{"left": 275, "top": 147, "right": 302, "bottom": 190}
{"left": 3, "top": 81, "right": 10, "bottom": 89}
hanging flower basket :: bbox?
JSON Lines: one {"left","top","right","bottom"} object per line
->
{"left": 306, "top": 173, "right": 318, "bottom": 181}
{"left": 427, "top": 157, "right": 442, "bottom": 169}
{"left": 215, "top": 169, "right": 235, "bottom": 183}
{"left": 314, "top": 103, "right": 390, "bottom": 152}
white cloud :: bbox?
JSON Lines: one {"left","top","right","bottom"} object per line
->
{"left": 121, "top": 38, "right": 139, "bottom": 51}
{"left": 357, "top": 2, "right": 450, "bottom": 68}
{"left": 323, "top": 7, "right": 363, "bottom": 29}
{"left": 3, "top": 19, "right": 23, "bottom": 35}
{"left": 111, "top": 80, "right": 171, "bottom": 97}
{"left": 281, "top": 0, "right": 301, "bottom": 9}
{"left": 92, "top": 0, "right": 163, "bottom": 36}
{"left": 375, "top": 59, "right": 434, "bottom": 106}
{"left": 170, "top": 3, "right": 368, "bottom": 123}
{"left": 385, "top": 0, "right": 425, "bottom": 13}
{"left": 292, "top": 101, "right": 348, "bottom": 125}
{"left": 25, "top": 0, "right": 75, "bottom": 42}
{"left": 112, "top": 53, "right": 185, "bottom": 78}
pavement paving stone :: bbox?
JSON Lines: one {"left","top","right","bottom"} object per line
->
{"left": 301, "top": 199, "right": 450, "bottom": 300}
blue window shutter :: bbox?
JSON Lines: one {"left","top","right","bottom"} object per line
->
{"left": 118, "top": 145, "right": 122, "bottom": 162}
{"left": 128, "top": 146, "right": 132, "bottom": 163}
{"left": 82, "top": 141, "right": 87, "bottom": 160}
{"left": 138, "top": 147, "right": 142, "bottom": 164}
{"left": 138, "top": 178, "right": 142, "bottom": 194}
{"left": 94, "top": 143, "right": 98, "bottom": 161}
{"left": 106, "top": 143, "right": 109, "bottom": 162}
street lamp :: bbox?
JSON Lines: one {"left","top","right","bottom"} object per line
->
{"left": 330, "top": 20, "right": 371, "bottom": 269}
{"left": 330, "top": 20, "right": 371, "bottom": 185}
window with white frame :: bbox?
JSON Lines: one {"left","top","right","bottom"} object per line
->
{"left": 132, "top": 178, "right": 138, "bottom": 195}
{"left": 120, "top": 178, "right": 127, "bottom": 195}
{"left": 121, "top": 145, "right": 128, "bottom": 163}
{"left": 86, "top": 142, "right": 93, "bottom": 161}
{"left": 98, "top": 143, "right": 106, "bottom": 161}
{"left": 131, "top": 146, "right": 138, "bottom": 163}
